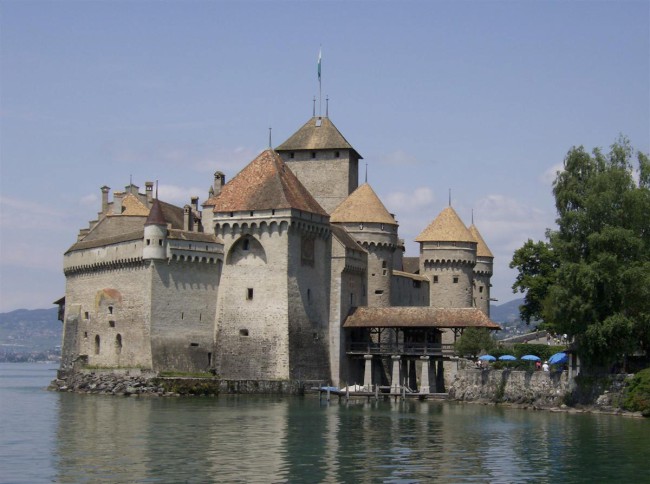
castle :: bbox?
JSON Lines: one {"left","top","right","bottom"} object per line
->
{"left": 58, "top": 113, "right": 499, "bottom": 391}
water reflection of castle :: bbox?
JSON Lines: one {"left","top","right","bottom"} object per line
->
{"left": 58, "top": 112, "right": 499, "bottom": 391}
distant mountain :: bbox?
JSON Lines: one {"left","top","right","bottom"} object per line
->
{"left": 490, "top": 298, "right": 540, "bottom": 339}
{"left": 490, "top": 298, "right": 524, "bottom": 324}
{"left": 0, "top": 307, "right": 61, "bottom": 361}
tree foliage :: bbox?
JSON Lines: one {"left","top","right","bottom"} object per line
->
{"left": 454, "top": 328, "right": 496, "bottom": 358}
{"left": 510, "top": 137, "right": 650, "bottom": 365}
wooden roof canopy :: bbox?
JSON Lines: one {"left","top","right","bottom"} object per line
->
{"left": 343, "top": 306, "right": 501, "bottom": 330}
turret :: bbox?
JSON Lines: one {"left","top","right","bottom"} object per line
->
{"left": 330, "top": 183, "right": 398, "bottom": 307}
{"left": 143, "top": 198, "right": 168, "bottom": 260}
{"left": 469, "top": 224, "right": 494, "bottom": 316}
{"left": 416, "top": 206, "right": 477, "bottom": 308}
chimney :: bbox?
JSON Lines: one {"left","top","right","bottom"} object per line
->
{"left": 191, "top": 196, "right": 199, "bottom": 212}
{"left": 213, "top": 171, "right": 225, "bottom": 196}
{"left": 101, "top": 186, "right": 110, "bottom": 214}
{"left": 113, "top": 192, "right": 124, "bottom": 215}
{"left": 145, "top": 182, "right": 154, "bottom": 205}
{"left": 183, "top": 205, "right": 193, "bottom": 232}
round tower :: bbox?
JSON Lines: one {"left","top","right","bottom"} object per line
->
{"left": 330, "top": 183, "right": 398, "bottom": 307}
{"left": 469, "top": 224, "right": 494, "bottom": 316}
{"left": 143, "top": 198, "right": 168, "bottom": 260}
{"left": 416, "top": 206, "right": 476, "bottom": 308}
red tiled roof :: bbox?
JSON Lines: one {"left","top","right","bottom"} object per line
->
{"left": 343, "top": 306, "right": 500, "bottom": 330}
{"left": 211, "top": 150, "right": 328, "bottom": 216}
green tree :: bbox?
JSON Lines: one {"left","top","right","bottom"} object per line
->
{"left": 510, "top": 137, "right": 650, "bottom": 365}
{"left": 454, "top": 328, "right": 496, "bottom": 358}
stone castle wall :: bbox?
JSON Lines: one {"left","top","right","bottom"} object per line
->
{"left": 282, "top": 149, "right": 358, "bottom": 213}
{"left": 215, "top": 222, "right": 292, "bottom": 380}
{"left": 390, "top": 274, "right": 429, "bottom": 307}
{"left": 149, "top": 259, "right": 221, "bottom": 372}
{"left": 63, "top": 263, "right": 153, "bottom": 370}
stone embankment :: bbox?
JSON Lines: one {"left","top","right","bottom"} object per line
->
{"left": 448, "top": 368, "right": 643, "bottom": 416}
{"left": 49, "top": 370, "right": 303, "bottom": 396}
{"left": 448, "top": 368, "right": 569, "bottom": 408}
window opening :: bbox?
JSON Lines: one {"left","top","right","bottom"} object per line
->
{"left": 247, "top": 288, "right": 254, "bottom": 300}
{"left": 190, "top": 343, "right": 199, "bottom": 347}
{"left": 94, "top": 335, "right": 100, "bottom": 355}
{"left": 239, "top": 329, "right": 249, "bottom": 336}
{"left": 311, "top": 152, "right": 316, "bottom": 159}
{"left": 116, "top": 334, "right": 122, "bottom": 354}
{"left": 433, "top": 276, "right": 439, "bottom": 283}
{"left": 243, "top": 238, "right": 250, "bottom": 251}
{"left": 109, "top": 320, "right": 115, "bottom": 328}
{"left": 453, "top": 276, "right": 459, "bottom": 284}
{"left": 108, "top": 306, "right": 113, "bottom": 315}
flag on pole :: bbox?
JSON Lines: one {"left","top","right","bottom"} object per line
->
{"left": 318, "top": 47, "right": 322, "bottom": 82}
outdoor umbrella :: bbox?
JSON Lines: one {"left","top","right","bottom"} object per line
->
{"left": 520, "top": 355, "right": 541, "bottom": 361}
{"left": 548, "top": 352, "right": 568, "bottom": 364}
{"left": 498, "top": 355, "right": 517, "bottom": 361}
{"left": 478, "top": 355, "right": 496, "bottom": 361}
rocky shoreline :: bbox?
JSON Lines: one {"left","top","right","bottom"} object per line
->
{"left": 48, "top": 369, "right": 645, "bottom": 418}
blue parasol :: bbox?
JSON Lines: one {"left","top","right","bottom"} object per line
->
{"left": 520, "top": 355, "right": 541, "bottom": 361}
{"left": 498, "top": 355, "right": 517, "bottom": 361}
{"left": 478, "top": 355, "right": 496, "bottom": 361}
{"left": 548, "top": 352, "right": 568, "bottom": 364}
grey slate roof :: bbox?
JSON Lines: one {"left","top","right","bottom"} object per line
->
{"left": 330, "top": 225, "right": 366, "bottom": 253}
{"left": 145, "top": 198, "right": 167, "bottom": 226}
{"left": 275, "top": 117, "right": 362, "bottom": 159}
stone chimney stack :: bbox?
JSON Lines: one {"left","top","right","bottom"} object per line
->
{"left": 101, "top": 186, "right": 110, "bottom": 214}
{"left": 113, "top": 192, "right": 124, "bottom": 215}
{"left": 145, "top": 182, "right": 154, "bottom": 205}
{"left": 213, "top": 171, "right": 225, "bottom": 197}
{"left": 183, "top": 205, "right": 193, "bottom": 232}
{"left": 191, "top": 196, "right": 199, "bottom": 212}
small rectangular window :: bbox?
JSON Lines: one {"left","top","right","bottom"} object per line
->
{"left": 290, "top": 152, "right": 295, "bottom": 159}
{"left": 109, "top": 320, "right": 115, "bottom": 328}
{"left": 158, "top": 239, "right": 163, "bottom": 246}
{"left": 84, "top": 312, "right": 89, "bottom": 320}
{"left": 146, "top": 239, "right": 151, "bottom": 246}
{"left": 382, "top": 261, "right": 387, "bottom": 269}
{"left": 108, "top": 306, "right": 113, "bottom": 315}
{"left": 240, "top": 329, "right": 249, "bottom": 336}
{"left": 375, "top": 290, "right": 384, "bottom": 295}
{"left": 334, "top": 151, "right": 340, "bottom": 158}
{"left": 433, "top": 276, "right": 439, "bottom": 283}
{"left": 247, "top": 288, "right": 254, "bottom": 300}
{"left": 311, "top": 152, "right": 316, "bottom": 159}
{"left": 479, "top": 286, "right": 484, "bottom": 293}
{"left": 453, "top": 276, "right": 459, "bottom": 284}
{"left": 190, "top": 343, "right": 199, "bottom": 347}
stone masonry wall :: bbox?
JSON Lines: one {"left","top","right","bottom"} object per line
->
{"left": 215, "top": 225, "right": 291, "bottom": 380}
{"left": 283, "top": 149, "right": 358, "bottom": 214}
{"left": 449, "top": 368, "right": 571, "bottom": 407}
{"left": 150, "top": 259, "right": 221, "bottom": 372}
{"left": 287, "top": 227, "right": 331, "bottom": 382}
{"left": 63, "top": 263, "right": 153, "bottom": 369}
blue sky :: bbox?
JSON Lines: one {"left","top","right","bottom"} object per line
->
{"left": 1, "top": 1, "right": 648, "bottom": 312}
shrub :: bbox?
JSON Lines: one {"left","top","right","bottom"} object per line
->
{"left": 622, "top": 368, "right": 650, "bottom": 416}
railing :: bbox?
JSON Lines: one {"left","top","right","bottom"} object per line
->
{"left": 346, "top": 342, "right": 455, "bottom": 357}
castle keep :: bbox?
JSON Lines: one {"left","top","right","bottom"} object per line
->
{"left": 58, "top": 113, "right": 499, "bottom": 391}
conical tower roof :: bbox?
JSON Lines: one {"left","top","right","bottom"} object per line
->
{"left": 276, "top": 116, "right": 362, "bottom": 159}
{"left": 212, "top": 150, "right": 327, "bottom": 216}
{"left": 469, "top": 224, "right": 494, "bottom": 258}
{"left": 330, "top": 183, "right": 396, "bottom": 225}
{"left": 145, "top": 198, "right": 167, "bottom": 226}
{"left": 415, "top": 206, "right": 474, "bottom": 243}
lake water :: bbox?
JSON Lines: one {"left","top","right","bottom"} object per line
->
{"left": 1, "top": 363, "right": 649, "bottom": 483}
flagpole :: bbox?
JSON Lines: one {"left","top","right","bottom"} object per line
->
{"left": 318, "top": 46, "right": 322, "bottom": 117}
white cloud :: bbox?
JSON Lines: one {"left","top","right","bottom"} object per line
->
{"left": 385, "top": 187, "right": 435, "bottom": 214}
{"left": 540, "top": 162, "right": 564, "bottom": 185}
{"left": 157, "top": 184, "right": 208, "bottom": 205}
